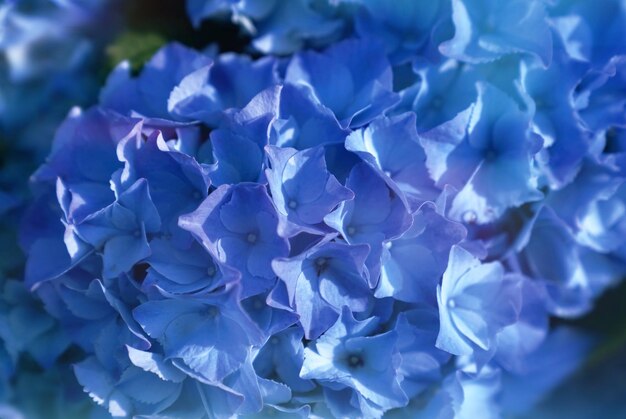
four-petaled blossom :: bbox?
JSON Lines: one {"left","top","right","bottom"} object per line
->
{"left": 265, "top": 145, "right": 354, "bottom": 237}
{"left": 179, "top": 183, "right": 290, "bottom": 298}
{"left": 272, "top": 240, "right": 373, "bottom": 339}
{"left": 301, "top": 307, "right": 408, "bottom": 416}
{"left": 436, "top": 246, "right": 521, "bottom": 360}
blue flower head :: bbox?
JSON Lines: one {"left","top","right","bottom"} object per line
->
{"left": 265, "top": 145, "right": 354, "bottom": 237}
{"left": 301, "top": 307, "right": 408, "bottom": 416}
{"left": 407, "top": 59, "right": 479, "bottom": 132}
{"left": 440, "top": 0, "right": 553, "bottom": 67}
{"left": 114, "top": 127, "right": 211, "bottom": 246}
{"left": 73, "top": 178, "right": 161, "bottom": 279}
{"left": 179, "top": 183, "right": 289, "bottom": 298}
{"left": 205, "top": 87, "right": 277, "bottom": 186}
{"left": 325, "top": 162, "right": 412, "bottom": 286}
{"left": 143, "top": 239, "right": 240, "bottom": 295}
{"left": 436, "top": 246, "right": 522, "bottom": 362}
{"left": 253, "top": 326, "right": 315, "bottom": 394}
{"left": 168, "top": 53, "right": 279, "bottom": 125}
{"left": 393, "top": 308, "right": 452, "bottom": 398}
{"left": 421, "top": 82, "right": 543, "bottom": 224}
{"left": 13, "top": 0, "right": 626, "bottom": 416}
{"left": 348, "top": 0, "right": 452, "bottom": 64}
{"left": 133, "top": 283, "right": 263, "bottom": 383}
{"left": 376, "top": 202, "right": 466, "bottom": 304}
{"left": 346, "top": 112, "right": 438, "bottom": 212}
{"left": 269, "top": 84, "right": 349, "bottom": 150}
{"left": 285, "top": 38, "right": 399, "bottom": 128}
{"left": 521, "top": 38, "right": 591, "bottom": 187}
{"left": 101, "top": 42, "right": 213, "bottom": 121}
{"left": 272, "top": 240, "right": 372, "bottom": 339}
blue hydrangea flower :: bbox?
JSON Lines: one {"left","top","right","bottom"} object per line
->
{"left": 344, "top": 0, "right": 452, "bottom": 64}
{"left": 325, "top": 163, "right": 413, "bottom": 286}
{"left": 23, "top": 108, "right": 138, "bottom": 289}
{"left": 577, "top": 57, "right": 626, "bottom": 133}
{"left": 521, "top": 43, "right": 591, "bottom": 188}
{"left": 421, "top": 83, "right": 543, "bottom": 224}
{"left": 269, "top": 84, "right": 349, "bottom": 150}
{"left": 546, "top": 160, "right": 625, "bottom": 254}
{"left": 265, "top": 145, "right": 354, "bottom": 237}
{"left": 179, "top": 183, "right": 289, "bottom": 297}
{"left": 548, "top": 0, "right": 626, "bottom": 66}
{"left": 301, "top": 307, "right": 408, "bottom": 416}
{"left": 142, "top": 239, "right": 240, "bottom": 295}
{"left": 436, "top": 246, "right": 522, "bottom": 361}
{"left": 518, "top": 204, "right": 625, "bottom": 318}
{"left": 253, "top": 326, "right": 315, "bottom": 394}
{"left": 495, "top": 279, "right": 549, "bottom": 373}
{"left": 207, "top": 53, "right": 279, "bottom": 111}
{"left": 124, "top": 344, "right": 257, "bottom": 418}
{"left": 114, "top": 127, "right": 211, "bottom": 246}
{"left": 133, "top": 283, "right": 263, "bottom": 383}
{"left": 393, "top": 308, "right": 452, "bottom": 398}
{"left": 101, "top": 43, "right": 213, "bottom": 122}
{"left": 272, "top": 240, "right": 372, "bottom": 339}
{"left": 31, "top": 108, "right": 133, "bottom": 224}
{"left": 440, "top": 0, "right": 553, "bottom": 67}
{"left": 285, "top": 38, "right": 399, "bottom": 128}
{"left": 73, "top": 178, "right": 161, "bottom": 279}
{"left": 204, "top": 88, "right": 276, "bottom": 186}
{"left": 346, "top": 112, "right": 438, "bottom": 211}
{"left": 168, "top": 53, "right": 279, "bottom": 125}
{"left": 376, "top": 202, "right": 466, "bottom": 304}
{"left": 74, "top": 355, "right": 183, "bottom": 417}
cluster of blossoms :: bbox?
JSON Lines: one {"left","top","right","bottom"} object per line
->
{"left": 3, "top": 0, "right": 626, "bottom": 417}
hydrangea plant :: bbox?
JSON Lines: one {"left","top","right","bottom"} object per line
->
{"left": 1, "top": 0, "right": 626, "bottom": 417}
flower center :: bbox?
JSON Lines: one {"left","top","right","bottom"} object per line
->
{"left": 207, "top": 306, "right": 219, "bottom": 317}
{"left": 314, "top": 257, "right": 329, "bottom": 275}
{"left": 461, "top": 210, "right": 477, "bottom": 224}
{"left": 247, "top": 233, "right": 258, "bottom": 243}
{"left": 347, "top": 354, "right": 364, "bottom": 369}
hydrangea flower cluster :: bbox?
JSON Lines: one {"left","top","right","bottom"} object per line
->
{"left": 7, "top": 0, "right": 626, "bottom": 417}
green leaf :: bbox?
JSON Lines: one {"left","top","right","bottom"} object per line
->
{"left": 106, "top": 31, "right": 167, "bottom": 75}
